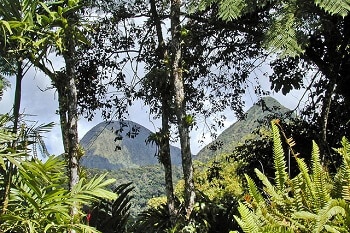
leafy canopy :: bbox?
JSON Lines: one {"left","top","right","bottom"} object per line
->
{"left": 196, "top": 0, "right": 350, "bottom": 56}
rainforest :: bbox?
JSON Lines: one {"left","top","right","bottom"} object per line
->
{"left": 0, "top": 0, "right": 350, "bottom": 232}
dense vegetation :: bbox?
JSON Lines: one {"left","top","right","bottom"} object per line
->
{"left": 87, "top": 165, "right": 183, "bottom": 217}
{"left": 0, "top": 0, "right": 349, "bottom": 232}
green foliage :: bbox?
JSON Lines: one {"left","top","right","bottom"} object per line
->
{"left": 134, "top": 192, "right": 240, "bottom": 233}
{"left": 234, "top": 120, "right": 350, "bottom": 232}
{"left": 0, "top": 114, "right": 27, "bottom": 170}
{"left": 0, "top": 156, "right": 118, "bottom": 233}
{"left": 86, "top": 165, "right": 183, "bottom": 217}
{"left": 194, "top": 155, "right": 243, "bottom": 201}
{"left": 264, "top": 1, "right": 305, "bottom": 57}
{"left": 333, "top": 137, "right": 350, "bottom": 201}
{"left": 0, "top": 75, "right": 10, "bottom": 100}
{"left": 217, "top": 0, "right": 247, "bottom": 21}
{"left": 88, "top": 182, "right": 134, "bottom": 233}
{"left": 196, "top": 0, "right": 349, "bottom": 57}
{"left": 271, "top": 120, "right": 288, "bottom": 192}
{"left": 132, "top": 203, "right": 171, "bottom": 233}
{"left": 0, "top": 115, "right": 119, "bottom": 232}
{"left": 315, "top": 0, "right": 350, "bottom": 17}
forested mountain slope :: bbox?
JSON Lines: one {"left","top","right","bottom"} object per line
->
{"left": 195, "top": 97, "right": 291, "bottom": 161}
{"left": 80, "top": 120, "right": 182, "bottom": 170}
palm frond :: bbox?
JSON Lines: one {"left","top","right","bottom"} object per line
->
{"left": 1, "top": 156, "right": 115, "bottom": 232}
{"left": 70, "top": 174, "right": 118, "bottom": 204}
{"left": 89, "top": 182, "right": 134, "bottom": 233}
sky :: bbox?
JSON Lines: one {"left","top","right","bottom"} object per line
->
{"left": 0, "top": 65, "right": 306, "bottom": 157}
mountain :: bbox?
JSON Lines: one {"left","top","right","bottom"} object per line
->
{"left": 195, "top": 97, "right": 291, "bottom": 161}
{"left": 80, "top": 120, "right": 182, "bottom": 170}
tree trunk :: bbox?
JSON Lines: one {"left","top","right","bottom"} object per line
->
{"left": 160, "top": 71, "right": 177, "bottom": 226}
{"left": 13, "top": 58, "right": 23, "bottom": 133}
{"left": 57, "top": 86, "right": 69, "bottom": 154}
{"left": 2, "top": 58, "right": 24, "bottom": 214}
{"left": 170, "top": 0, "right": 195, "bottom": 220}
{"left": 62, "top": 25, "right": 79, "bottom": 230}
{"left": 160, "top": 101, "right": 177, "bottom": 224}
{"left": 320, "top": 80, "right": 336, "bottom": 163}
{"left": 150, "top": 0, "right": 177, "bottom": 224}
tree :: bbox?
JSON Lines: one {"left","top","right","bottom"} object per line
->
{"left": 0, "top": 1, "right": 97, "bottom": 228}
{"left": 0, "top": 0, "right": 41, "bottom": 214}
{"left": 197, "top": 0, "right": 350, "bottom": 167}
{"left": 0, "top": 75, "right": 9, "bottom": 101}
{"left": 170, "top": 0, "right": 196, "bottom": 219}
{"left": 74, "top": 1, "right": 274, "bottom": 228}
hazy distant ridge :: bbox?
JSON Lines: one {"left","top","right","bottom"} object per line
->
{"left": 195, "top": 97, "right": 290, "bottom": 161}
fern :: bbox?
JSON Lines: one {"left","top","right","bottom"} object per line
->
{"left": 315, "top": 199, "right": 348, "bottom": 233}
{"left": 245, "top": 173, "right": 264, "bottom": 205}
{"left": 234, "top": 121, "right": 350, "bottom": 232}
{"left": 291, "top": 176, "right": 305, "bottom": 211}
{"left": 314, "top": 0, "right": 350, "bottom": 17}
{"left": 218, "top": 0, "right": 247, "bottom": 20}
{"left": 271, "top": 120, "right": 288, "bottom": 192}
{"left": 294, "top": 157, "right": 317, "bottom": 208}
{"left": 255, "top": 169, "right": 285, "bottom": 206}
{"left": 311, "top": 141, "right": 330, "bottom": 209}
{"left": 234, "top": 202, "right": 261, "bottom": 233}
{"left": 334, "top": 137, "right": 350, "bottom": 201}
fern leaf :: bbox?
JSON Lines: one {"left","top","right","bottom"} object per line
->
{"left": 271, "top": 121, "right": 288, "bottom": 192}
{"left": 234, "top": 202, "right": 261, "bottom": 233}
{"left": 245, "top": 173, "right": 265, "bottom": 205}
{"left": 323, "top": 225, "right": 342, "bottom": 233}
{"left": 332, "top": 164, "right": 348, "bottom": 199}
{"left": 334, "top": 137, "right": 350, "bottom": 201}
{"left": 314, "top": 0, "right": 350, "bottom": 17}
{"left": 255, "top": 169, "right": 284, "bottom": 205}
{"left": 292, "top": 175, "right": 307, "bottom": 211}
{"left": 218, "top": 0, "right": 247, "bottom": 20}
{"left": 260, "top": 225, "right": 295, "bottom": 233}
{"left": 315, "top": 199, "right": 346, "bottom": 233}
{"left": 311, "top": 141, "right": 330, "bottom": 209}
{"left": 293, "top": 210, "right": 317, "bottom": 220}
{"left": 264, "top": 1, "right": 305, "bottom": 57}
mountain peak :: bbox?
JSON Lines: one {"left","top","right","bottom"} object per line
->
{"left": 195, "top": 97, "right": 290, "bottom": 161}
{"left": 80, "top": 120, "right": 181, "bottom": 170}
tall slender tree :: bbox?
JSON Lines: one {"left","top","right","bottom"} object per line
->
{"left": 0, "top": 1, "right": 90, "bottom": 226}
{"left": 0, "top": 0, "right": 39, "bottom": 213}
{"left": 149, "top": 0, "right": 177, "bottom": 223}
{"left": 170, "top": 0, "right": 196, "bottom": 219}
